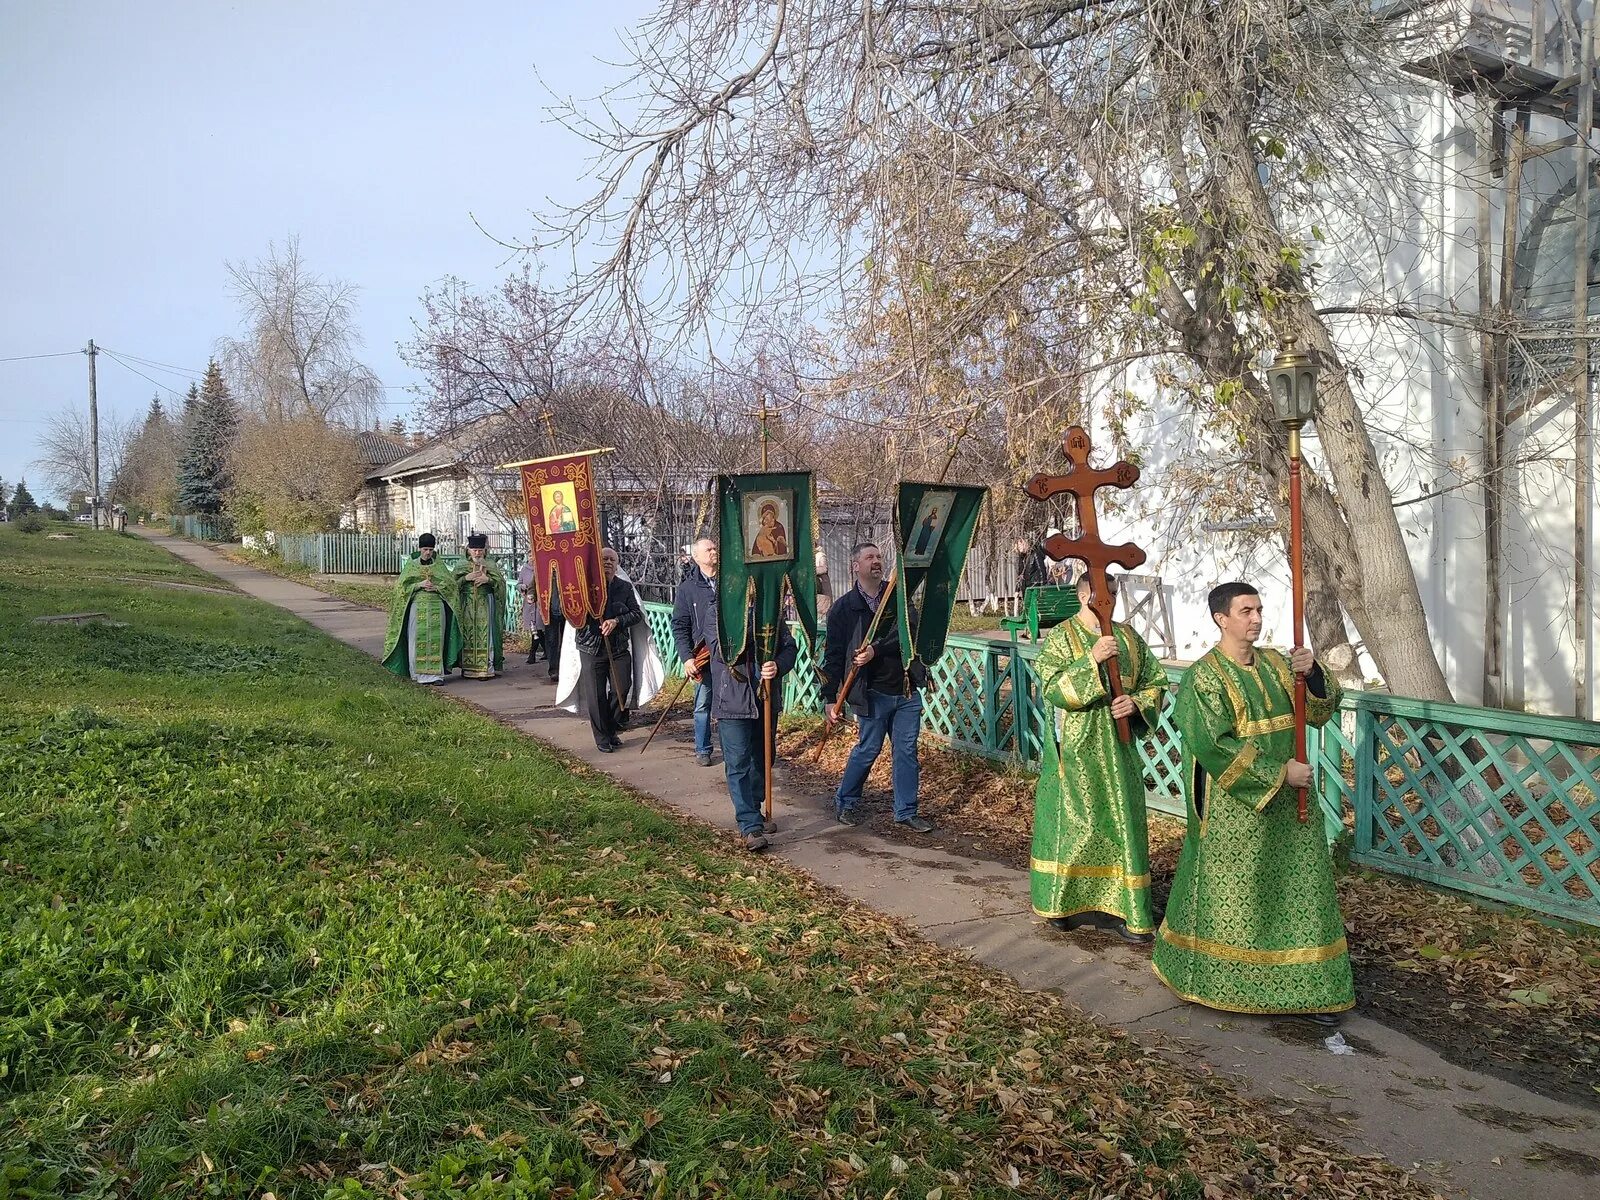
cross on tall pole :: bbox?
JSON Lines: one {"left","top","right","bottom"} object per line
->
{"left": 1023, "top": 426, "right": 1147, "bottom": 741}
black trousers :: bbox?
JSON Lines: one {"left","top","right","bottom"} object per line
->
{"left": 544, "top": 620, "right": 564, "bottom": 679}
{"left": 579, "top": 646, "right": 633, "bottom": 746}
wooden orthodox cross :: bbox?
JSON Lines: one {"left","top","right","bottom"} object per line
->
{"left": 1023, "top": 426, "right": 1148, "bottom": 742}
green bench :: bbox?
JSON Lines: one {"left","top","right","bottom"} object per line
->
{"left": 1000, "top": 584, "right": 1081, "bottom": 642}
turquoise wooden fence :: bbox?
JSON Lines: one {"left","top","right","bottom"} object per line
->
{"left": 640, "top": 602, "right": 1600, "bottom": 927}
{"left": 168, "top": 514, "right": 234, "bottom": 541}
{"left": 1347, "top": 693, "right": 1600, "bottom": 928}
{"left": 275, "top": 532, "right": 474, "bottom": 575}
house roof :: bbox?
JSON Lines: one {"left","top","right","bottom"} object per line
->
{"left": 370, "top": 438, "right": 459, "bottom": 482}
{"left": 355, "top": 431, "right": 411, "bottom": 469}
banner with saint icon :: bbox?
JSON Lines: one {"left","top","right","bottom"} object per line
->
{"left": 715, "top": 471, "right": 819, "bottom": 677}
{"left": 509, "top": 450, "right": 609, "bottom": 627}
{"left": 893, "top": 481, "right": 988, "bottom": 670}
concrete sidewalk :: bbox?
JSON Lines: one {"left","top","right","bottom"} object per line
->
{"left": 139, "top": 530, "right": 1598, "bottom": 1200}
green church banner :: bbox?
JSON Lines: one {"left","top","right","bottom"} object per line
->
{"left": 716, "top": 471, "right": 819, "bottom": 678}
{"left": 894, "top": 481, "right": 987, "bottom": 670}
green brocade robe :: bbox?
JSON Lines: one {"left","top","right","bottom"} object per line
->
{"left": 1030, "top": 619, "right": 1167, "bottom": 933}
{"left": 1151, "top": 647, "right": 1353, "bottom": 1015}
{"left": 381, "top": 556, "right": 463, "bottom": 681}
{"left": 451, "top": 560, "right": 507, "bottom": 678}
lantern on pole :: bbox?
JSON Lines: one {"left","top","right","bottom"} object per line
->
{"left": 1266, "top": 338, "right": 1320, "bottom": 822}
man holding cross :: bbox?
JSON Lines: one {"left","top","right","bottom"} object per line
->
{"left": 1030, "top": 571, "right": 1168, "bottom": 942}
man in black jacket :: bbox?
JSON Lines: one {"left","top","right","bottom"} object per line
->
{"left": 575, "top": 547, "right": 643, "bottom": 752}
{"left": 822, "top": 541, "right": 934, "bottom": 833}
{"left": 669, "top": 537, "right": 719, "bottom": 766}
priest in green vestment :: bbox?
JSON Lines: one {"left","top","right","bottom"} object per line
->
{"left": 452, "top": 532, "right": 507, "bottom": 679}
{"left": 1031, "top": 573, "right": 1168, "bottom": 942}
{"left": 1152, "top": 581, "right": 1352, "bottom": 1025}
{"left": 382, "top": 533, "right": 463, "bottom": 684}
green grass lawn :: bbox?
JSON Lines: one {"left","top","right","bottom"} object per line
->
{"left": 0, "top": 528, "right": 1436, "bottom": 1199}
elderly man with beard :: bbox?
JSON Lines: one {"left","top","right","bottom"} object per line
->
{"left": 381, "top": 533, "right": 462, "bottom": 684}
{"left": 573, "top": 547, "right": 644, "bottom": 752}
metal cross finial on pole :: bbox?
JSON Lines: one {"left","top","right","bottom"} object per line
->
{"left": 1022, "top": 426, "right": 1147, "bottom": 742}
{"left": 752, "top": 392, "right": 772, "bottom": 471}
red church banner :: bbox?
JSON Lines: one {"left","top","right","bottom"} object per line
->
{"left": 511, "top": 450, "right": 608, "bottom": 627}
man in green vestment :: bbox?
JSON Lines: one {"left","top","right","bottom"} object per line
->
{"left": 1152, "top": 581, "right": 1352, "bottom": 1026}
{"left": 382, "top": 533, "right": 463, "bottom": 684}
{"left": 1031, "top": 573, "right": 1168, "bottom": 942}
{"left": 452, "top": 532, "right": 507, "bottom": 679}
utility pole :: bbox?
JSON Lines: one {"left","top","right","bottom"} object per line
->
{"left": 86, "top": 339, "right": 100, "bottom": 529}
{"left": 1574, "top": 14, "right": 1595, "bottom": 720}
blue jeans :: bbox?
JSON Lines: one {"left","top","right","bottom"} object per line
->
{"left": 718, "top": 717, "right": 767, "bottom": 835}
{"left": 693, "top": 680, "right": 713, "bottom": 756}
{"left": 835, "top": 690, "right": 923, "bottom": 821}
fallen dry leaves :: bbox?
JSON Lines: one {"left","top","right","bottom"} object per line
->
{"left": 776, "top": 717, "right": 1600, "bottom": 1103}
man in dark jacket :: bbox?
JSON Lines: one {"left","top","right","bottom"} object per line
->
{"left": 682, "top": 563, "right": 798, "bottom": 851}
{"left": 822, "top": 541, "right": 933, "bottom": 833}
{"left": 669, "top": 537, "right": 719, "bottom": 766}
{"left": 575, "top": 547, "right": 643, "bottom": 752}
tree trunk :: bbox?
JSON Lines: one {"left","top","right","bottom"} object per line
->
{"left": 1197, "top": 107, "right": 1454, "bottom": 702}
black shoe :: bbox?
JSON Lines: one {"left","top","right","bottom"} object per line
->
{"left": 607, "top": 736, "right": 624, "bottom": 750}
{"left": 1113, "top": 921, "right": 1154, "bottom": 944}
{"left": 695, "top": 751, "right": 714, "bottom": 767}
{"left": 835, "top": 806, "right": 866, "bottom": 826}
{"left": 896, "top": 815, "right": 935, "bottom": 834}
{"left": 595, "top": 742, "right": 616, "bottom": 753}
{"left": 1047, "top": 913, "right": 1099, "bottom": 932}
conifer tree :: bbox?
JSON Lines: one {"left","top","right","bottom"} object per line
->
{"left": 177, "top": 361, "right": 238, "bottom": 515}
{"left": 7, "top": 477, "right": 39, "bottom": 520}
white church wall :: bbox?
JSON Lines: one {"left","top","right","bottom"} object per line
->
{"left": 1077, "top": 83, "right": 1599, "bottom": 711}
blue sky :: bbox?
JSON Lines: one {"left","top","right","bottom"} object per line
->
{"left": 0, "top": 0, "right": 653, "bottom": 502}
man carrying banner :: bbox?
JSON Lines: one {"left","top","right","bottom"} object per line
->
{"left": 680, "top": 562, "right": 798, "bottom": 850}
{"left": 573, "top": 547, "right": 644, "bottom": 751}
{"left": 671, "top": 536, "right": 720, "bottom": 766}
{"left": 715, "top": 471, "right": 821, "bottom": 828}
{"left": 1030, "top": 572, "right": 1167, "bottom": 942}
{"left": 381, "top": 533, "right": 462, "bottom": 684}
{"left": 823, "top": 541, "right": 933, "bottom": 832}
{"left": 453, "top": 533, "right": 507, "bottom": 679}
{"left": 1151, "top": 581, "right": 1352, "bottom": 1024}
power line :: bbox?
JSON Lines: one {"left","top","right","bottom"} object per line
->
{"left": 99, "top": 348, "right": 189, "bottom": 398}
{"left": 98, "top": 343, "right": 418, "bottom": 391}
{"left": 0, "top": 350, "right": 81, "bottom": 363}
{"left": 96, "top": 347, "right": 205, "bottom": 379}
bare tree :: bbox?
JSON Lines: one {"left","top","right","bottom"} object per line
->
{"left": 34, "top": 407, "right": 136, "bottom": 505}
{"left": 219, "top": 236, "right": 382, "bottom": 426}
{"left": 513, "top": 1, "right": 1561, "bottom": 698}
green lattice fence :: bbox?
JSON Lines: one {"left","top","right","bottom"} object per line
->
{"left": 1351, "top": 693, "right": 1600, "bottom": 926}
{"left": 639, "top": 602, "right": 1600, "bottom": 926}
{"left": 169, "top": 514, "right": 234, "bottom": 541}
